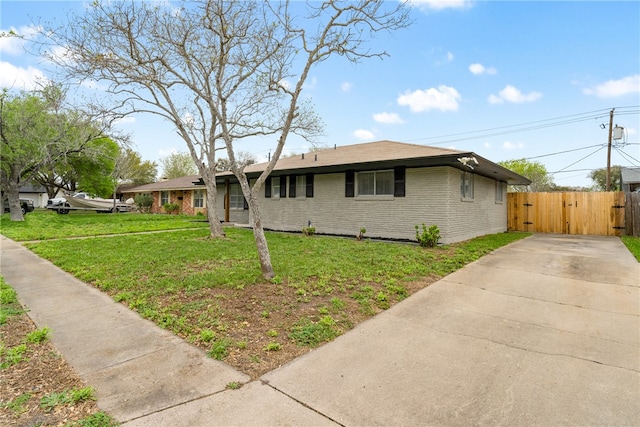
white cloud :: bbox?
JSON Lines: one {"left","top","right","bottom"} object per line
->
{"left": 408, "top": 0, "right": 474, "bottom": 12}
{"left": 469, "top": 63, "right": 497, "bottom": 75}
{"left": 0, "top": 25, "right": 40, "bottom": 56}
{"left": 0, "top": 61, "right": 47, "bottom": 90}
{"left": 483, "top": 142, "right": 491, "bottom": 149}
{"left": 353, "top": 129, "right": 375, "bottom": 140}
{"left": 502, "top": 141, "right": 524, "bottom": 150}
{"left": 583, "top": 74, "right": 640, "bottom": 98}
{"left": 397, "top": 85, "right": 460, "bottom": 112}
{"left": 447, "top": 51, "right": 454, "bottom": 62}
{"left": 341, "top": 82, "right": 353, "bottom": 92}
{"left": 488, "top": 85, "right": 542, "bottom": 104}
{"left": 373, "top": 112, "right": 404, "bottom": 124}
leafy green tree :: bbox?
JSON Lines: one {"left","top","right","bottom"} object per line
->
{"left": 1, "top": 84, "right": 121, "bottom": 220}
{"left": 160, "top": 152, "right": 197, "bottom": 179}
{"left": 116, "top": 147, "right": 157, "bottom": 186}
{"left": 498, "top": 159, "right": 555, "bottom": 192}
{"left": 589, "top": 166, "right": 622, "bottom": 191}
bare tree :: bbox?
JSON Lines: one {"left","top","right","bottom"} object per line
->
{"left": 39, "top": 0, "right": 411, "bottom": 278}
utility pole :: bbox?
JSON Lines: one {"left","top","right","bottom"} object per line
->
{"left": 605, "top": 108, "right": 614, "bottom": 191}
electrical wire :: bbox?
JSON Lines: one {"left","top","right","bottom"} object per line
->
{"left": 550, "top": 145, "right": 605, "bottom": 174}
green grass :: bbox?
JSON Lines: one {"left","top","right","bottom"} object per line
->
{"left": 621, "top": 236, "right": 640, "bottom": 262}
{"left": 0, "top": 277, "right": 24, "bottom": 324}
{"left": 0, "top": 210, "right": 208, "bottom": 241}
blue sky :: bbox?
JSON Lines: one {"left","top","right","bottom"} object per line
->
{"left": 1, "top": 0, "right": 639, "bottom": 187}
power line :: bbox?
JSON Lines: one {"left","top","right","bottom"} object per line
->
{"left": 523, "top": 144, "right": 604, "bottom": 160}
{"left": 402, "top": 106, "right": 639, "bottom": 146}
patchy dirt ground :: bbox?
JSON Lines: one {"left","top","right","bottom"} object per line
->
{"left": 0, "top": 310, "right": 106, "bottom": 427}
{"left": 143, "top": 273, "right": 441, "bottom": 380}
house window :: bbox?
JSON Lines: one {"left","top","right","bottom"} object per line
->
{"left": 272, "top": 177, "right": 281, "bottom": 199}
{"left": 160, "top": 191, "right": 169, "bottom": 205}
{"left": 194, "top": 189, "right": 205, "bottom": 208}
{"left": 229, "top": 184, "right": 244, "bottom": 210}
{"left": 495, "top": 182, "right": 504, "bottom": 203}
{"left": 461, "top": 172, "right": 474, "bottom": 200}
{"left": 357, "top": 170, "right": 394, "bottom": 196}
{"left": 296, "top": 175, "right": 306, "bottom": 198}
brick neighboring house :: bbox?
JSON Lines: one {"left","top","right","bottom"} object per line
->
{"left": 124, "top": 175, "right": 205, "bottom": 215}
{"left": 126, "top": 140, "right": 530, "bottom": 243}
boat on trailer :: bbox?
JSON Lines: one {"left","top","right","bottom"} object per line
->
{"left": 48, "top": 193, "right": 133, "bottom": 214}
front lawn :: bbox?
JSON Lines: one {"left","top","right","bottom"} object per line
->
{"left": 0, "top": 210, "right": 208, "bottom": 241}
{"left": 2, "top": 211, "right": 530, "bottom": 378}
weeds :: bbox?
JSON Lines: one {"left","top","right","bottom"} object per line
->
{"left": 26, "top": 327, "right": 50, "bottom": 344}
{"left": 289, "top": 316, "right": 340, "bottom": 347}
{"left": 40, "top": 387, "right": 95, "bottom": 411}
{"left": 1, "top": 392, "right": 31, "bottom": 415}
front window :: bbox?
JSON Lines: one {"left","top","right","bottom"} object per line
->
{"left": 160, "top": 191, "right": 169, "bottom": 205}
{"left": 296, "top": 175, "right": 306, "bottom": 199}
{"left": 461, "top": 172, "right": 474, "bottom": 200}
{"left": 194, "top": 189, "right": 205, "bottom": 208}
{"left": 271, "top": 177, "right": 281, "bottom": 199}
{"left": 229, "top": 184, "right": 244, "bottom": 209}
{"left": 357, "top": 170, "right": 393, "bottom": 196}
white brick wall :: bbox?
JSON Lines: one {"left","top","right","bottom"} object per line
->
{"left": 217, "top": 166, "right": 507, "bottom": 244}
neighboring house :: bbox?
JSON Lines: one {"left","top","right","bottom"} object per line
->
{"left": 1, "top": 183, "right": 48, "bottom": 211}
{"left": 126, "top": 140, "right": 530, "bottom": 244}
{"left": 621, "top": 167, "right": 640, "bottom": 193}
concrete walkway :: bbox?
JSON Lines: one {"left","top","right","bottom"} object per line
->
{"left": 1, "top": 234, "right": 638, "bottom": 426}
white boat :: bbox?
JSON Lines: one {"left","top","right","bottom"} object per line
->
{"left": 50, "top": 193, "right": 133, "bottom": 214}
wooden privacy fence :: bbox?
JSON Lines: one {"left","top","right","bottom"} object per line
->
{"left": 627, "top": 192, "right": 640, "bottom": 237}
{"left": 507, "top": 192, "right": 627, "bottom": 236}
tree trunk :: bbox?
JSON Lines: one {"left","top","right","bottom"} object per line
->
{"left": 246, "top": 190, "right": 275, "bottom": 280}
{"left": 6, "top": 178, "right": 24, "bottom": 221}
{"left": 203, "top": 178, "right": 225, "bottom": 238}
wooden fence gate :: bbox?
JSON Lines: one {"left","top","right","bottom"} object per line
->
{"left": 507, "top": 192, "right": 626, "bottom": 236}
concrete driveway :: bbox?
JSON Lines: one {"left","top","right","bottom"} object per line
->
{"left": 260, "top": 234, "right": 640, "bottom": 426}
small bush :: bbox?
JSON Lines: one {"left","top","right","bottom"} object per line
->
{"left": 415, "top": 224, "right": 441, "bottom": 248}
{"left": 302, "top": 226, "right": 316, "bottom": 236}
{"left": 163, "top": 202, "right": 180, "bottom": 213}
{"left": 134, "top": 194, "right": 154, "bottom": 213}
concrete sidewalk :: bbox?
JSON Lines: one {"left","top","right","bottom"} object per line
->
{"left": 2, "top": 234, "right": 639, "bottom": 426}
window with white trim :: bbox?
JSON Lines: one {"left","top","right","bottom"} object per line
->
{"left": 160, "top": 191, "right": 169, "bottom": 205}
{"left": 356, "top": 170, "right": 394, "bottom": 196}
{"left": 460, "top": 171, "right": 474, "bottom": 200}
{"left": 229, "top": 184, "right": 244, "bottom": 210}
{"left": 193, "top": 189, "right": 205, "bottom": 208}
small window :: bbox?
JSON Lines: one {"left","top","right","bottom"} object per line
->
{"left": 272, "top": 177, "right": 281, "bottom": 199}
{"left": 160, "top": 191, "right": 169, "bottom": 205}
{"left": 461, "top": 171, "right": 474, "bottom": 200}
{"left": 356, "top": 170, "right": 394, "bottom": 196}
{"left": 193, "top": 189, "right": 205, "bottom": 208}
{"left": 495, "top": 181, "right": 504, "bottom": 203}
{"left": 229, "top": 184, "right": 244, "bottom": 210}
{"left": 296, "top": 175, "right": 307, "bottom": 199}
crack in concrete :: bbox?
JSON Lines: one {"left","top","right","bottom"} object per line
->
{"left": 261, "top": 379, "right": 346, "bottom": 427}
